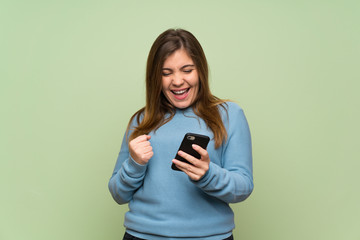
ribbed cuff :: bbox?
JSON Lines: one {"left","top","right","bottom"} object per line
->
{"left": 125, "top": 156, "right": 148, "bottom": 177}
{"left": 191, "top": 162, "right": 216, "bottom": 186}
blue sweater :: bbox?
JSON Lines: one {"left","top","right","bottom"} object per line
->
{"left": 108, "top": 102, "right": 253, "bottom": 240}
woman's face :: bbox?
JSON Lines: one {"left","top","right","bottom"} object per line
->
{"left": 161, "top": 49, "right": 199, "bottom": 109}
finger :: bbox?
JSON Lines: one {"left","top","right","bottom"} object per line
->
{"left": 172, "top": 159, "right": 200, "bottom": 174}
{"left": 144, "top": 151, "right": 153, "bottom": 159}
{"left": 138, "top": 140, "right": 151, "bottom": 148}
{"left": 172, "top": 159, "right": 192, "bottom": 172}
{"left": 177, "top": 151, "right": 199, "bottom": 166}
{"left": 175, "top": 150, "right": 210, "bottom": 173}
{"left": 192, "top": 144, "right": 209, "bottom": 160}
{"left": 132, "top": 138, "right": 152, "bottom": 152}
{"left": 185, "top": 171, "right": 202, "bottom": 181}
{"left": 143, "top": 146, "right": 153, "bottom": 154}
{"left": 172, "top": 159, "right": 202, "bottom": 180}
{"left": 132, "top": 145, "right": 152, "bottom": 160}
{"left": 134, "top": 134, "right": 151, "bottom": 143}
{"left": 136, "top": 149, "right": 153, "bottom": 162}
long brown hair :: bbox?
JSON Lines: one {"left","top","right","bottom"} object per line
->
{"left": 128, "top": 28, "right": 228, "bottom": 148}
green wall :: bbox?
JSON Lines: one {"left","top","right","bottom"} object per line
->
{"left": 1, "top": 1, "right": 359, "bottom": 239}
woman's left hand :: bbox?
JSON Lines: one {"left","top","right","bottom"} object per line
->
{"left": 172, "top": 144, "right": 210, "bottom": 181}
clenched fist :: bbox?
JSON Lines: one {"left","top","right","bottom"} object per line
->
{"left": 129, "top": 135, "right": 153, "bottom": 165}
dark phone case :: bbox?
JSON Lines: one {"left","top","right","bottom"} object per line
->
{"left": 171, "top": 133, "right": 210, "bottom": 171}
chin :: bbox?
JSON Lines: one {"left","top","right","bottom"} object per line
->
{"left": 173, "top": 100, "right": 194, "bottom": 109}
{"left": 173, "top": 103, "right": 189, "bottom": 109}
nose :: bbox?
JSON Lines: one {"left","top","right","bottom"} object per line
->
{"left": 171, "top": 72, "right": 184, "bottom": 87}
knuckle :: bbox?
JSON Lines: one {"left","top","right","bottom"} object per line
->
{"left": 204, "top": 163, "right": 209, "bottom": 171}
{"left": 193, "top": 176, "right": 200, "bottom": 181}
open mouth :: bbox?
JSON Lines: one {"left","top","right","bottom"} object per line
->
{"left": 171, "top": 88, "right": 190, "bottom": 100}
{"left": 171, "top": 88, "right": 189, "bottom": 95}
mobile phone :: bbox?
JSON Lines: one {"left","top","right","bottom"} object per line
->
{"left": 171, "top": 133, "right": 210, "bottom": 171}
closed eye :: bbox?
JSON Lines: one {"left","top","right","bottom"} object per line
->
{"left": 162, "top": 71, "right": 172, "bottom": 76}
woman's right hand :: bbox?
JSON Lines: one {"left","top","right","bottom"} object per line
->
{"left": 128, "top": 135, "right": 153, "bottom": 165}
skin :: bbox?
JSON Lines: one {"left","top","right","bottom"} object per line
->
{"left": 161, "top": 48, "right": 199, "bottom": 109}
{"left": 129, "top": 49, "right": 210, "bottom": 180}
{"left": 172, "top": 144, "right": 210, "bottom": 181}
{"left": 129, "top": 135, "right": 153, "bottom": 165}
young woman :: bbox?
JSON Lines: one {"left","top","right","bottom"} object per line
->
{"left": 108, "top": 28, "right": 253, "bottom": 240}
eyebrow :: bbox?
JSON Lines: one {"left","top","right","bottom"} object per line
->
{"left": 162, "top": 64, "right": 195, "bottom": 71}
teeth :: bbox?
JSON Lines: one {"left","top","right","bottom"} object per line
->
{"left": 173, "top": 89, "right": 187, "bottom": 95}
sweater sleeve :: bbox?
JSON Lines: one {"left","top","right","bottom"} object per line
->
{"left": 192, "top": 103, "right": 254, "bottom": 203}
{"left": 108, "top": 129, "right": 148, "bottom": 205}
